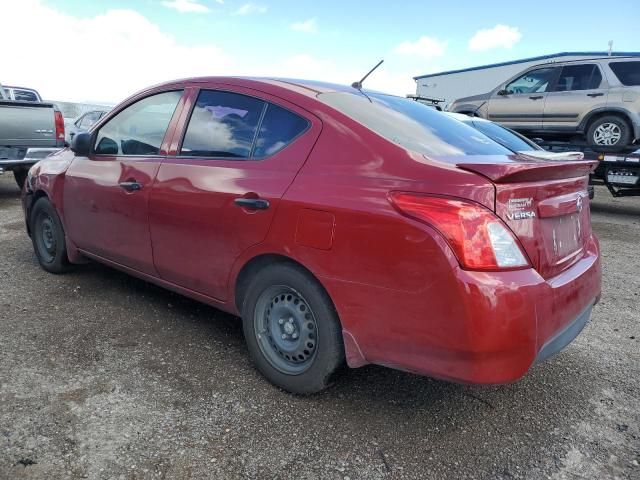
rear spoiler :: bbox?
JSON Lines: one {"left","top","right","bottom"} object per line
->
{"left": 457, "top": 160, "right": 598, "bottom": 183}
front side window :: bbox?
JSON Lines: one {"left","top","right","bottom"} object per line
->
{"left": 80, "top": 111, "right": 101, "bottom": 129}
{"left": 94, "top": 90, "right": 182, "bottom": 156}
{"left": 554, "top": 64, "right": 602, "bottom": 91}
{"left": 319, "top": 92, "right": 512, "bottom": 156}
{"left": 181, "top": 90, "right": 265, "bottom": 158}
{"left": 609, "top": 61, "right": 640, "bottom": 86}
{"left": 505, "top": 68, "right": 557, "bottom": 94}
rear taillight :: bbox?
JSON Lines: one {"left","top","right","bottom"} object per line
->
{"left": 54, "top": 110, "right": 65, "bottom": 141}
{"left": 389, "top": 193, "right": 530, "bottom": 271}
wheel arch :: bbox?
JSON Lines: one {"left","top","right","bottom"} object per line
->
{"left": 234, "top": 253, "right": 329, "bottom": 315}
{"left": 25, "top": 189, "right": 51, "bottom": 236}
{"left": 581, "top": 108, "right": 634, "bottom": 135}
{"left": 232, "top": 252, "right": 367, "bottom": 369}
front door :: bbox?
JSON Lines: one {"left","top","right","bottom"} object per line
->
{"left": 543, "top": 64, "right": 608, "bottom": 132}
{"left": 488, "top": 67, "right": 559, "bottom": 131}
{"left": 149, "top": 86, "right": 320, "bottom": 301}
{"left": 63, "top": 90, "right": 184, "bottom": 274}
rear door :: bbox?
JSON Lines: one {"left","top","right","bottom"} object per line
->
{"left": 149, "top": 86, "right": 320, "bottom": 301}
{"left": 488, "top": 67, "right": 559, "bottom": 131}
{"left": 63, "top": 90, "right": 185, "bottom": 274}
{"left": 543, "top": 64, "right": 607, "bottom": 131}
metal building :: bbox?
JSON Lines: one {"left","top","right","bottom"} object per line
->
{"left": 414, "top": 51, "right": 640, "bottom": 109}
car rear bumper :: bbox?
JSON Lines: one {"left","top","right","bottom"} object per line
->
{"left": 327, "top": 234, "right": 601, "bottom": 384}
{"left": 0, "top": 147, "right": 61, "bottom": 170}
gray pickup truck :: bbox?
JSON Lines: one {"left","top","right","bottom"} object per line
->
{"left": 0, "top": 83, "right": 65, "bottom": 188}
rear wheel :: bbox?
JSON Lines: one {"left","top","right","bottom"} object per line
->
{"left": 13, "top": 168, "right": 28, "bottom": 189}
{"left": 30, "top": 197, "right": 70, "bottom": 274}
{"left": 587, "top": 115, "right": 632, "bottom": 152}
{"left": 241, "top": 263, "right": 344, "bottom": 394}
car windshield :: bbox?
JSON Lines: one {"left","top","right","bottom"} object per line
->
{"left": 467, "top": 120, "right": 539, "bottom": 152}
{"left": 318, "top": 91, "right": 512, "bottom": 156}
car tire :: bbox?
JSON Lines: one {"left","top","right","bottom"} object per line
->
{"left": 30, "top": 197, "right": 70, "bottom": 274}
{"left": 13, "top": 168, "right": 28, "bottom": 190}
{"left": 587, "top": 115, "right": 632, "bottom": 152}
{"left": 241, "top": 263, "right": 344, "bottom": 394}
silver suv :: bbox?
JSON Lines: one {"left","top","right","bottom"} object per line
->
{"left": 449, "top": 57, "right": 640, "bottom": 152}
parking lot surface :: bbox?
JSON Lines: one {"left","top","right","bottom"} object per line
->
{"left": 0, "top": 173, "right": 638, "bottom": 480}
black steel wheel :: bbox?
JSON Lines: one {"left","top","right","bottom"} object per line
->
{"left": 253, "top": 285, "right": 319, "bottom": 375}
{"left": 242, "top": 263, "right": 344, "bottom": 394}
{"left": 30, "top": 197, "right": 70, "bottom": 273}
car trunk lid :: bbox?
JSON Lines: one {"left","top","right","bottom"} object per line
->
{"left": 457, "top": 156, "right": 597, "bottom": 278}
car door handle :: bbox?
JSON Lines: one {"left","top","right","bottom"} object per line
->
{"left": 587, "top": 92, "right": 604, "bottom": 97}
{"left": 529, "top": 95, "right": 544, "bottom": 100}
{"left": 119, "top": 181, "right": 142, "bottom": 192}
{"left": 234, "top": 198, "right": 269, "bottom": 210}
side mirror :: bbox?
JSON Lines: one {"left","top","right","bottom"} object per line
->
{"left": 497, "top": 89, "right": 509, "bottom": 96}
{"left": 70, "top": 132, "right": 92, "bottom": 156}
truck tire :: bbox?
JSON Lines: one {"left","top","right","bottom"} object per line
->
{"left": 241, "top": 263, "right": 344, "bottom": 394}
{"left": 587, "top": 115, "right": 632, "bottom": 152}
{"left": 30, "top": 197, "right": 70, "bottom": 274}
{"left": 14, "top": 168, "right": 28, "bottom": 189}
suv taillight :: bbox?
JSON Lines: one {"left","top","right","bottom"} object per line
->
{"left": 389, "top": 192, "right": 530, "bottom": 271}
{"left": 54, "top": 110, "right": 65, "bottom": 141}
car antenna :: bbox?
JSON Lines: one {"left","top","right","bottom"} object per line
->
{"left": 351, "top": 59, "right": 384, "bottom": 90}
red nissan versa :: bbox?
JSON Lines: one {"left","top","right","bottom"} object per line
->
{"left": 22, "top": 78, "right": 601, "bottom": 394}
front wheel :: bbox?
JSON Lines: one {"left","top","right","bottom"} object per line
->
{"left": 30, "top": 197, "right": 70, "bottom": 274}
{"left": 241, "top": 263, "right": 344, "bottom": 394}
{"left": 587, "top": 116, "right": 632, "bottom": 152}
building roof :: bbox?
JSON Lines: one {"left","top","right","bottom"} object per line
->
{"left": 414, "top": 51, "right": 640, "bottom": 80}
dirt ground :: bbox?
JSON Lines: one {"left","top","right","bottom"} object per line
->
{"left": 0, "top": 172, "right": 638, "bottom": 480}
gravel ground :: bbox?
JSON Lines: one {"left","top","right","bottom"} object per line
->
{"left": 0, "top": 172, "right": 638, "bottom": 480}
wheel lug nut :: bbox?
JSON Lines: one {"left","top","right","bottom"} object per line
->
{"left": 278, "top": 318, "right": 284, "bottom": 325}
{"left": 288, "top": 318, "right": 294, "bottom": 323}
{"left": 292, "top": 333, "right": 298, "bottom": 339}
{"left": 281, "top": 334, "right": 287, "bottom": 339}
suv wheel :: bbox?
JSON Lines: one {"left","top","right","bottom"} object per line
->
{"left": 587, "top": 115, "right": 632, "bottom": 151}
{"left": 241, "top": 263, "right": 344, "bottom": 394}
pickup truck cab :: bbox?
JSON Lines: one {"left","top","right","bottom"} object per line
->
{"left": 2, "top": 85, "right": 42, "bottom": 103}
{"left": 0, "top": 83, "right": 65, "bottom": 188}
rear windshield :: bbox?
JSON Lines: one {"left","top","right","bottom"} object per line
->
{"left": 609, "top": 61, "right": 640, "bottom": 86}
{"left": 468, "top": 120, "right": 539, "bottom": 152}
{"left": 318, "top": 92, "right": 512, "bottom": 156}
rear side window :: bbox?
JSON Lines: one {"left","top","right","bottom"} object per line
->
{"left": 609, "top": 61, "right": 640, "bottom": 86}
{"left": 554, "top": 64, "right": 602, "bottom": 91}
{"left": 181, "top": 90, "right": 265, "bottom": 158}
{"left": 94, "top": 90, "right": 182, "bottom": 155}
{"left": 253, "top": 104, "right": 309, "bottom": 158}
{"left": 319, "top": 92, "right": 512, "bottom": 156}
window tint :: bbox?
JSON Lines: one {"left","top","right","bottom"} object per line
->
{"left": 609, "top": 61, "right": 640, "bottom": 86}
{"left": 506, "top": 68, "right": 557, "bottom": 94}
{"left": 319, "top": 92, "right": 512, "bottom": 156}
{"left": 554, "top": 64, "right": 602, "bottom": 91}
{"left": 14, "top": 89, "right": 39, "bottom": 102}
{"left": 253, "top": 104, "right": 309, "bottom": 158}
{"left": 94, "top": 91, "right": 182, "bottom": 155}
{"left": 181, "top": 90, "right": 265, "bottom": 158}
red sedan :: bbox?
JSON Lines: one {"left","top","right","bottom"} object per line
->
{"left": 22, "top": 78, "right": 601, "bottom": 394}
